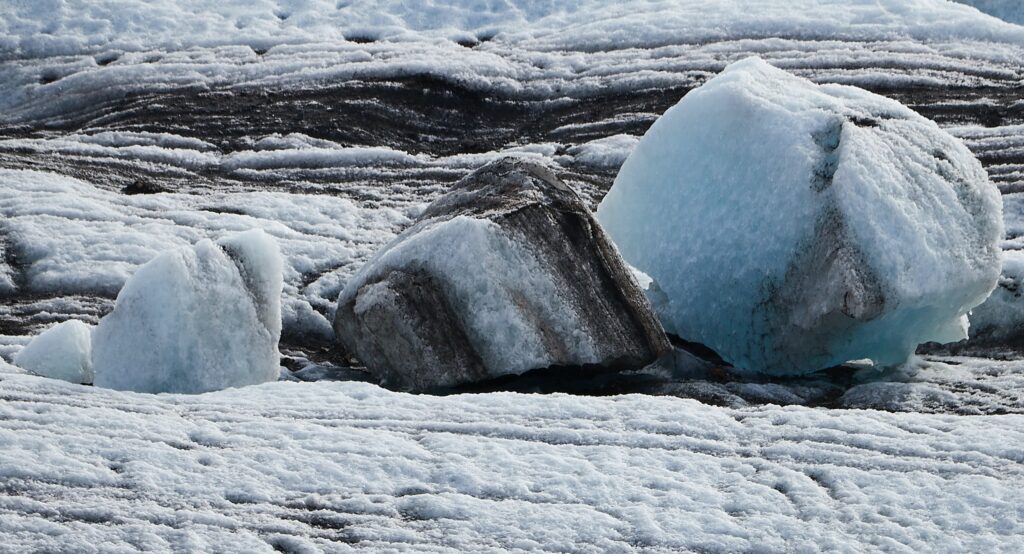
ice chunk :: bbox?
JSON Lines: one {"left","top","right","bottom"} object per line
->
{"left": 335, "top": 158, "right": 669, "bottom": 391}
{"left": 963, "top": 249, "right": 1024, "bottom": 346}
{"left": 13, "top": 320, "right": 94, "bottom": 384}
{"left": 597, "top": 57, "right": 1003, "bottom": 375}
{"left": 92, "top": 230, "right": 283, "bottom": 393}
{"left": 955, "top": 1, "right": 1024, "bottom": 25}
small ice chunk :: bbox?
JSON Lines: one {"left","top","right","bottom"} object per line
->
{"left": 597, "top": 57, "right": 1003, "bottom": 375}
{"left": 13, "top": 320, "right": 94, "bottom": 384}
{"left": 92, "top": 230, "right": 283, "bottom": 393}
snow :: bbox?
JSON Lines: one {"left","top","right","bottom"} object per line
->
{"left": 4, "top": 1, "right": 1024, "bottom": 127}
{"left": 567, "top": 134, "right": 640, "bottom": 169}
{"left": 0, "top": 372, "right": 1021, "bottom": 551}
{"left": 1, "top": 0, "right": 1023, "bottom": 549}
{"left": 967, "top": 248, "right": 1024, "bottom": 344}
{"left": 91, "top": 231, "right": 283, "bottom": 394}
{"left": 4, "top": 0, "right": 1024, "bottom": 59}
{"left": 597, "top": 57, "right": 1003, "bottom": 375}
{"left": 0, "top": 168, "right": 410, "bottom": 330}
{"left": 12, "top": 320, "right": 93, "bottom": 384}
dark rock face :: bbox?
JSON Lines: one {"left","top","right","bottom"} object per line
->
{"left": 334, "top": 157, "right": 670, "bottom": 391}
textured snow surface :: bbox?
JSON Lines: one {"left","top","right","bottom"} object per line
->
{"left": 5, "top": 0, "right": 1024, "bottom": 127}
{"left": 4, "top": 0, "right": 1024, "bottom": 58}
{"left": 2, "top": 1, "right": 1024, "bottom": 548}
{"left": 12, "top": 319, "right": 93, "bottom": 384}
{"left": 0, "top": 372, "right": 1021, "bottom": 552}
{"left": 92, "top": 231, "right": 282, "bottom": 394}
{"left": 0, "top": 168, "right": 411, "bottom": 333}
{"left": 598, "top": 57, "right": 1003, "bottom": 375}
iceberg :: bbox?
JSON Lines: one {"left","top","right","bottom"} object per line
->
{"left": 597, "top": 57, "right": 1003, "bottom": 375}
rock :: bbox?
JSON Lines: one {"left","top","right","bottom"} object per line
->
{"left": 92, "top": 229, "right": 283, "bottom": 393}
{"left": 14, "top": 319, "right": 94, "bottom": 384}
{"left": 597, "top": 57, "right": 1003, "bottom": 375}
{"left": 334, "top": 157, "right": 670, "bottom": 391}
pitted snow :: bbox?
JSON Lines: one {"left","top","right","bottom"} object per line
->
{"left": 0, "top": 373, "right": 1020, "bottom": 552}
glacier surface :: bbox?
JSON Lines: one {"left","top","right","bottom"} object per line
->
{"left": 0, "top": 370, "right": 1021, "bottom": 552}
{"left": 1, "top": 0, "right": 1023, "bottom": 550}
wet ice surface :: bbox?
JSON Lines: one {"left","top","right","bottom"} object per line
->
{"left": 2, "top": 0, "right": 1024, "bottom": 550}
{"left": 0, "top": 370, "right": 1021, "bottom": 552}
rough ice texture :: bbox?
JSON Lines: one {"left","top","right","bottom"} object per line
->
{"left": 955, "top": 0, "right": 1024, "bottom": 25}
{"left": 12, "top": 319, "right": 93, "bottom": 384}
{"left": 966, "top": 249, "right": 1024, "bottom": 345}
{"left": 0, "top": 168, "right": 409, "bottom": 334}
{"left": 92, "top": 230, "right": 283, "bottom": 394}
{"left": 598, "top": 57, "right": 1004, "bottom": 375}
{"left": 5, "top": 0, "right": 1024, "bottom": 59}
{"left": 0, "top": 373, "right": 1022, "bottom": 552}
{"left": 335, "top": 158, "right": 669, "bottom": 391}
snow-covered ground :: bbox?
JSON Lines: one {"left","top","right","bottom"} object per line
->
{"left": 2, "top": 0, "right": 1024, "bottom": 550}
{"left": 1, "top": 368, "right": 1022, "bottom": 552}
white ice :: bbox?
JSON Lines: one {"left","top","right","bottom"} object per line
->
{"left": 4, "top": 1, "right": 1024, "bottom": 126}
{"left": 0, "top": 372, "right": 1021, "bottom": 551}
{"left": 0, "top": 168, "right": 411, "bottom": 329}
{"left": 955, "top": 0, "right": 1024, "bottom": 25}
{"left": 598, "top": 57, "right": 1003, "bottom": 375}
{"left": 12, "top": 319, "right": 93, "bottom": 384}
{"left": 91, "top": 230, "right": 283, "bottom": 394}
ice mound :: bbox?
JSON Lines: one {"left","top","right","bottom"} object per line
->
{"left": 92, "top": 230, "right": 283, "bottom": 393}
{"left": 335, "top": 158, "right": 669, "bottom": 391}
{"left": 597, "top": 57, "right": 1003, "bottom": 375}
{"left": 14, "top": 320, "right": 94, "bottom": 384}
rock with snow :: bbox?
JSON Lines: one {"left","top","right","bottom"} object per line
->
{"left": 92, "top": 230, "right": 283, "bottom": 393}
{"left": 13, "top": 319, "right": 94, "bottom": 384}
{"left": 335, "top": 157, "right": 670, "bottom": 391}
{"left": 597, "top": 57, "right": 1003, "bottom": 376}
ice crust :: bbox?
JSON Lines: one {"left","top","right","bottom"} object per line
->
{"left": 91, "top": 230, "right": 283, "bottom": 394}
{"left": 5, "top": 0, "right": 1023, "bottom": 59}
{"left": 598, "top": 57, "right": 1004, "bottom": 375}
{"left": 13, "top": 319, "right": 93, "bottom": 384}
{"left": 0, "top": 372, "right": 1021, "bottom": 551}
{"left": 956, "top": 0, "right": 1024, "bottom": 25}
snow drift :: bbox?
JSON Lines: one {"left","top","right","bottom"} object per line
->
{"left": 597, "top": 57, "right": 1003, "bottom": 375}
{"left": 92, "top": 230, "right": 284, "bottom": 393}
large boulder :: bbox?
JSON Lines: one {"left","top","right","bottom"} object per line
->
{"left": 334, "top": 158, "right": 670, "bottom": 391}
{"left": 597, "top": 57, "right": 1003, "bottom": 375}
{"left": 14, "top": 319, "right": 94, "bottom": 384}
{"left": 92, "top": 230, "right": 283, "bottom": 393}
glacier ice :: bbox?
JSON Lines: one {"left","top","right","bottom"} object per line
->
{"left": 92, "top": 230, "right": 283, "bottom": 393}
{"left": 13, "top": 319, "right": 94, "bottom": 384}
{"left": 597, "top": 57, "right": 1003, "bottom": 375}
